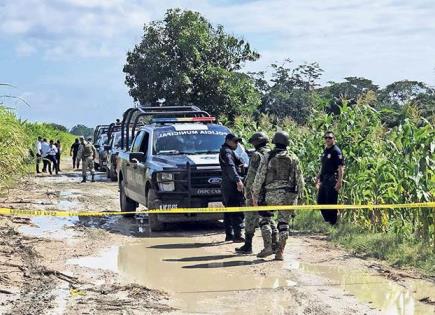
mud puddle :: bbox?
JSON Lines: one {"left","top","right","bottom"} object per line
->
{"left": 293, "top": 263, "right": 435, "bottom": 315}
{"left": 68, "top": 237, "right": 298, "bottom": 314}
{"left": 19, "top": 216, "right": 78, "bottom": 240}
{"left": 69, "top": 237, "right": 435, "bottom": 315}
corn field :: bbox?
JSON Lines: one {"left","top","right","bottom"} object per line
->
{"left": 0, "top": 106, "right": 75, "bottom": 190}
{"left": 230, "top": 98, "right": 435, "bottom": 248}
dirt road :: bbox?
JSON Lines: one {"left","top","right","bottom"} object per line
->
{"left": 0, "top": 162, "right": 434, "bottom": 314}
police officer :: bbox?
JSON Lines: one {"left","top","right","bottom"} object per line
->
{"left": 219, "top": 133, "right": 245, "bottom": 243}
{"left": 252, "top": 131, "right": 305, "bottom": 260}
{"left": 316, "top": 131, "right": 345, "bottom": 225}
{"left": 77, "top": 136, "right": 97, "bottom": 183}
{"left": 236, "top": 132, "right": 278, "bottom": 254}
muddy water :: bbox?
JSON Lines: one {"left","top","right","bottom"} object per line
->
{"left": 68, "top": 237, "right": 435, "bottom": 315}
{"left": 69, "top": 237, "right": 298, "bottom": 314}
{"left": 294, "top": 263, "right": 435, "bottom": 315}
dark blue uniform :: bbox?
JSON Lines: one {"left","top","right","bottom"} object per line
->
{"left": 219, "top": 143, "right": 244, "bottom": 240}
{"left": 317, "top": 144, "right": 344, "bottom": 225}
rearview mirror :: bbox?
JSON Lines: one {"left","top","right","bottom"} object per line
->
{"left": 129, "top": 152, "right": 145, "bottom": 163}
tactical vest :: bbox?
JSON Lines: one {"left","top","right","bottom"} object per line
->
{"left": 83, "top": 142, "right": 93, "bottom": 157}
{"left": 265, "top": 153, "right": 293, "bottom": 186}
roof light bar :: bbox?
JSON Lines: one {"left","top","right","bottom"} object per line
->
{"left": 151, "top": 117, "right": 216, "bottom": 123}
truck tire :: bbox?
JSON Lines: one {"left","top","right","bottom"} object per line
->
{"left": 147, "top": 188, "right": 165, "bottom": 232}
{"left": 120, "top": 179, "right": 137, "bottom": 215}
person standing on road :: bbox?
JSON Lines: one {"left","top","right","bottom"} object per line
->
{"left": 316, "top": 131, "right": 345, "bottom": 225}
{"left": 252, "top": 131, "right": 305, "bottom": 261}
{"left": 55, "top": 140, "right": 62, "bottom": 172}
{"left": 40, "top": 138, "right": 51, "bottom": 173}
{"left": 219, "top": 133, "right": 245, "bottom": 243}
{"left": 77, "top": 136, "right": 96, "bottom": 183}
{"left": 35, "top": 136, "right": 42, "bottom": 174}
{"left": 70, "top": 138, "right": 81, "bottom": 169}
{"left": 47, "top": 140, "right": 59, "bottom": 175}
{"left": 236, "top": 132, "right": 278, "bottom": 254}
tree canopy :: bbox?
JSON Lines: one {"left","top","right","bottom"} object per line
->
{"left": 123, "top": 9, "right": 260, "bottom": 120}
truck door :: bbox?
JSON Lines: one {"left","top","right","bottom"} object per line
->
{"left": 132, "top": 131, "right": 150, "bottom": 205}
{"left": 125, "top": 131, "right": 145, "bottom": 199}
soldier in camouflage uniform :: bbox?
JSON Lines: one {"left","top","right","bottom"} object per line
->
{"left": 252, "top": 131, "right": 305, "bottom": 260}
{"left": 236, "top": 132, "right": 278, "bottom": 254}
{"left": 77, "top": 136, "right": 97, "bottom": 183}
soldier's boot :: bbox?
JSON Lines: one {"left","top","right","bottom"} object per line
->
{"left": 91, "top": 174, "right": 95, "bottom": 182}
{"left": 274, "top": 238, "right": 287, "bottom": 261}
{"left": 271, "top": 229, "right": 279, "bottom": 254}
{"left": 235, "top": 233, "right": 253, "bottom": 254}
{"left": 81, "top": 176, "right": 87, "bottom": 183}
{"left": 257, "top": 233, "right": 273, "bottom": 258}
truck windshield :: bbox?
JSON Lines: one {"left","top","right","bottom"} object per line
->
{"left": 154, "top": 128, "right": 227, "bottom": 155}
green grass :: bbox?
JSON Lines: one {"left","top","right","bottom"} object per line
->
{"left": 292, "top": 212, "right": 435, "bottom": 277}
{"left": 0, "top": 106, "right": 75, "bottom": 191}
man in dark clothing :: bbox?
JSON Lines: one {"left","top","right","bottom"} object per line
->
{"left": 70, "top": 138, "right": 81, "bottom": 169}
{"left": 219, "top": 133, "right": 245, "bottom": 243}
{"left": 316, "top": 131, "right": 345, "bottom": 225}
{"left": 55, "top": 140, "right": 62, "bottom": 172}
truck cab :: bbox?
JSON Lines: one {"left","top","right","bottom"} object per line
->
{"left": 117, "top": 106, "right": 231, "bottom": 231}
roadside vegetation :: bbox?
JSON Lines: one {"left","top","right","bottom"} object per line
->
{"left": 0, "top": 105, "right": 75, "bottom": 190}
{"left": 124, "top": 9, "right": 434, "bottom": 275}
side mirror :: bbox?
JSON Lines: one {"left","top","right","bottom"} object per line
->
{"left": 129, "top": 152, "right": 145, "bottom": 163}
{"left": 104, "top": 145, "right": 111, "bottom": 151}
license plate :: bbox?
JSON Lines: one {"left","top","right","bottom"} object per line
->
{"left": 193, "top": 188, "right": 221, "bottom": 195}
{"left": 208, "top": 202, "right": 224, "bottom": 208}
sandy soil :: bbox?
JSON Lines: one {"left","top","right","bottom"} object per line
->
{"left": 0, "top": 161, "right": 434, "bottom": 315}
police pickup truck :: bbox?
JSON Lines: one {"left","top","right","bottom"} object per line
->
{"left": 117, "top": 106, "right": 231, "bottom": 232}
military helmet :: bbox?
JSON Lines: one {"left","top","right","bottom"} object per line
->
{"left": 248, "top": 132, "right": 269, "bottom": 146}
{"left": 272, "top": 131, "right": 289, "bottom": 146}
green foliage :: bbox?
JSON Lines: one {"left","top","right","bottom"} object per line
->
{"left": 70, "top": 124, "right": 94, "bottom": 138}
{"left": 330, "top": 225, "right": 435, "bottom": 276}
{"left": 123, "top": 9, "right": 260, "bottom": 120}
{"left": 230, "top": 97, "right": 435, "bottom": 255}
{"left": 0, "top": 106, "right": 75, "bottom": 190}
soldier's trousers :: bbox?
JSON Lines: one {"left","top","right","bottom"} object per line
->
{"left": 82, "top": 157, "right": 95, "bottom": 177}
{"left": 259, "top": 190, "right": 298, "bottom": 242}
{"left": 244, "top": 196, "right": 258, "bottom": 235}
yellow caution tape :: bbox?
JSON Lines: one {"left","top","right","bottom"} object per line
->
{"left": 0, "top": 202, "right": 433, "bottom": 217}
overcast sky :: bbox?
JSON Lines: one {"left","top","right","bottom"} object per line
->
{"left": 1, "top": 0, "right": 434, "bottom": 128}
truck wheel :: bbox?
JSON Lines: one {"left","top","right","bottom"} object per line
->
{"left": 120, "top": 180, "right": 137, "bottom": 215}
{"left": 147, "top": 189, "right": 165, "bottom": 232}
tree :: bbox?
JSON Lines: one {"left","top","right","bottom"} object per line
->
{"left": 255, "top": 60, "right": 323, "bottom": 123}
{"left": 70, "top": 124, "right": 94, "bottom": 138}
{"left": 47, "top": 123, "right": 68, "bottom": 132}
{"left": 322, "top": 77, "right": 379, "bottom": 114}
{"left": 123, "top": 9, "right": 261, "bottom": 120}
{"left": 378, "top": 80, "right": 435, "bottom": 126}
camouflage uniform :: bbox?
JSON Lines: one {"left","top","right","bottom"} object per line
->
{"left": 252, "top": 148, "right": 304, "bottom": 260}
{"left": 244, "top": 146, "right": 269, "bottom": 233}
{"left": 77, "top": 140, "right": 96, "bottom": 182}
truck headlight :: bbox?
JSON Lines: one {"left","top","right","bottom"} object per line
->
{"left": 157, "top": 173, "right": 175, "bottom": 192}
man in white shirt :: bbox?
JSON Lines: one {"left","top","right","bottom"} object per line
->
{"left": 47, "top": 140, "right": 59, "bottom": 175}
{"left": 40, "top": 139, "right": 51, "bottom": 173}
{"left": 35, "top": 136, "right": 42, "bottom": 174}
